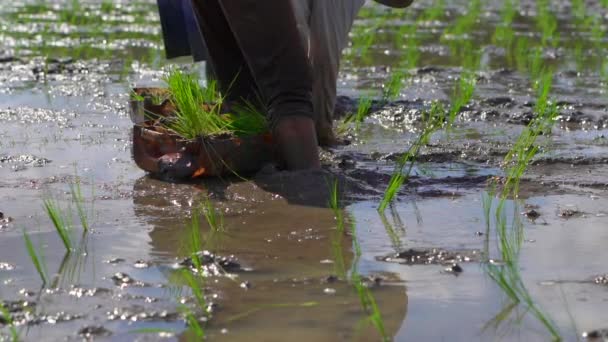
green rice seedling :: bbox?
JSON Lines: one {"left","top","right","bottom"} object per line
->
{"left": 514, "top": 37, "right": 530, "bottom": 74}
{"left": 535, "top": 0, "right": 559, "bottom": 47}
{"left": 184, "top": 207, "right": 205, "bottom": 272}
{"left": 379, "top": 212, "right": 403, "bottom": 251}
{"left": 164, "top": 69, "right": 268, "bottom": 139}
{"left": 0, "top": 302, "right": 19, "bottom": 341}
{"left": 43, "top": 196, "right": 72, "bottom": 252}
{"left": 420, "top": 0, "right": 445, "bottom": 22}
{"left": 202, "top": 198, "right": 224, "bottom": 234}
{"left": 441, "top": 0, "right": 482, "bottom": 41}
{"left": 328, "top": 180, "right": 344, "bottom": 234}
{"left": 226, "top": 100, "right": 268, "bottom": 137}
{"left": 183, "top": 307, "right": 205, "bottom": 340}
{"left": 492, "top": 0, "right": 517, "bottom": 61}
{"left": 23, "top": 230, "right": 49, "bottom": 285}
{"left": 338, "top": 96, "right": 373, "bottom": 134}
{"left": 571, "top": 0, "right": 587, "bottom": 24}
{"left": 352, "top": 272, "right": 388, "bottom": 341}
{"left": 178, "top": 270, "right": 207, "bottom": 340}
{"left": 485, "top": 200, "right": 561, "bottom": 340}
{"left": 70, "top": 178, "right": 88, "bottom": 232}
{"left": 354, "top": 96, "right": 373, "bottom": 129}
{"left": 328, "top": 180, "right": 348, "bottom": 277}
{"left": 100, "top": 0, "right": 113, "bottom": 14}
{"left": 378, "top": 101, "right": 445, "bottom": 212}
{"left": 348, "top": 217, "right": 388, "bottom": 341}
{"left": 350, "top": 16, "right": 387, "bottom": 61}
{"left": 382, "top": 68, "right": 406, "bottom": 103}
{"left": 328, "top": 183, "right": 387, "bottom": 340}
{"left": 53, "top": 233, "right": 90, "bottom": 288}
{"left": 201, "top": 198, "right": 226, "bottom": 252}
{"left": 163, "top": 69, "right": 230, "bottom": 139}
{"left": 447, "top": 71, "right": 476, "bottom": 128}
{"left": 483, "top": 67, "right": 561, "bottom": 340}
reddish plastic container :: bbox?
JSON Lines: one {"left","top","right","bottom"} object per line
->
{"left": 130, "top": 88, "right": 274, "bottom": 179}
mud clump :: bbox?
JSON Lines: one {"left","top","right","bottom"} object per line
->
{"left": 559, "top": 208, "right": 584, "bottom": 218}
{"left": 0, "top": 154, "right": 51, "bottom": 171}
{"left": 593, "top": 275, "right": 608, "bottom": 285}
{"left": 78, "top": 325, "right": 112, "bottom": 339}
{"left": 583, "top": 329, "right": 608, "bottom": 341}
{"left": 111, "top": 272, "right": 147, "bottom": 287}
{"left": 523, "top": 208, "right": 541, "bottom": 220}
{"left": 378, "top": 248, "right": 482, "bottom": 265}
{"left": 177, "top": 250, "right": 243, "bottom": 276}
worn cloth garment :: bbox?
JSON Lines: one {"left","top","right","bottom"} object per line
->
{"left": 156, "top": 0, "right": 401, "bottom": 143}
{"left": 192, "top": 0, "right": 314, "bottom": 129}
{"left": 291, "top": 0, "right": 365, "bottom": 144}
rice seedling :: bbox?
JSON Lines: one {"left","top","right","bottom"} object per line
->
{"left": 163, "top": 69, "right": 268, "bottom": 139}
{"left": 70, "top": 178, "right": 89, "bottom": 232}
{"left": 350, "top": 16, "right": 387, "bottom": 61}
{"left": 225, "top": 101, "right": 268, "bottom": 137}
{"left": 447, "top": 71, "right": 476, "bottom": 128}
{"left": 338, "top": 96, "right": 373, "bottom": 134}
{"left": 100, "top": 0, "right": 113, "bottom": 14}
{"left": 43, "top": 196, "right": 72, "bottom": 252}
{"left": 178, "top": 270, "right": 207, "bottom": 340}
{"left": 382, "top": 68, "right": 406, "bottom": 103}
{"left": 492, "top": 0, "right": 517, "bottom": 61}
{"left": 379, "top": 211, "right": 403, "bottom": 251}
{"left": 53, "top": 233, "right": 90, "bottom": 288}
{"left": 535, "top": 0, "right": 559, "bottom": 47}
{"left": 483, "top": 67, "right": 561, "bottom": 340}
{"left": 329, "top": 183, "right": 388, "bottom": 340}
{"left": 163, "top": 69, "right": 229, "bottom": 139}
{"left": 441, "top": 0, "right": 482, "bottom": 41}
{"left": 350, "top": 220, "right": 388, "bottom": 341}
{"left": 378, "top": 101, "right": 445, "bottom": 212}
{"left": 23, "top": 230, "right": 49, "bottom": 285}
{"left": 419, "top": 0, "right": 445, "bottom": 23}
{"left": 0, "top": 302, "right": 19, "bottom": 342}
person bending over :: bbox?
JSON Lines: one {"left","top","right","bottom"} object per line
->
{"left": 157, "top": 0, "right": 413, "bottom": 170}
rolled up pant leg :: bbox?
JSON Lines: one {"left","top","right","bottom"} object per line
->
{"left": 194, "top": 0, "right": 314, "bottom": 128}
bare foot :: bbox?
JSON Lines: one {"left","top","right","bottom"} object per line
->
{"left": 273, "top": 116, "right": 321, "bottom": 170}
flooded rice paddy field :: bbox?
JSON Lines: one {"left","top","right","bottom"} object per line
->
{"left": 1, "top": 0, "right": 608, "bottom": 341}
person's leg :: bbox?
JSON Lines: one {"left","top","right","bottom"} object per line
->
{"left": 309, "top": 0, "right": 366, "bottom": 146}
{"left": 191, "top": 0, "right": 257, "bottom": 103}
{"left": 217, "top": 0, "right": 320, "bottom": 170}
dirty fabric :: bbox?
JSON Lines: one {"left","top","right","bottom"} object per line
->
{"left": 157, "top": 0, "right": 365, "bottom": 136}
{"left": 156, "top": 0, "right": 208, "bottom": 61}
{"left": 292, "top": 0, "right": 366, "bottom": 142}
{"left": 192, "top": 0, "right": 314, "bottom": 128}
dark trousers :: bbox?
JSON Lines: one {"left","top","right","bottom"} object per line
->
{"left": 192, "top": 0, "right": 314, "bottom": 128}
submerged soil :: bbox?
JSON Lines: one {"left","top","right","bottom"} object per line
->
{"left": 1, "top": 0, "right": 608, "bottom": 341}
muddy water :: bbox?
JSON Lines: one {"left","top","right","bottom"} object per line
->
{"left": 1, "top": 0, "right": 608, "bottom": 341}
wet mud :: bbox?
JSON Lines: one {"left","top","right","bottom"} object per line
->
{"left": 1, "top": 0, "right": 608, "bottom": 341}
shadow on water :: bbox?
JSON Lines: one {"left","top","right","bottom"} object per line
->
{"left": 132, "top": 176, "right": 409, "bottom": 340}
